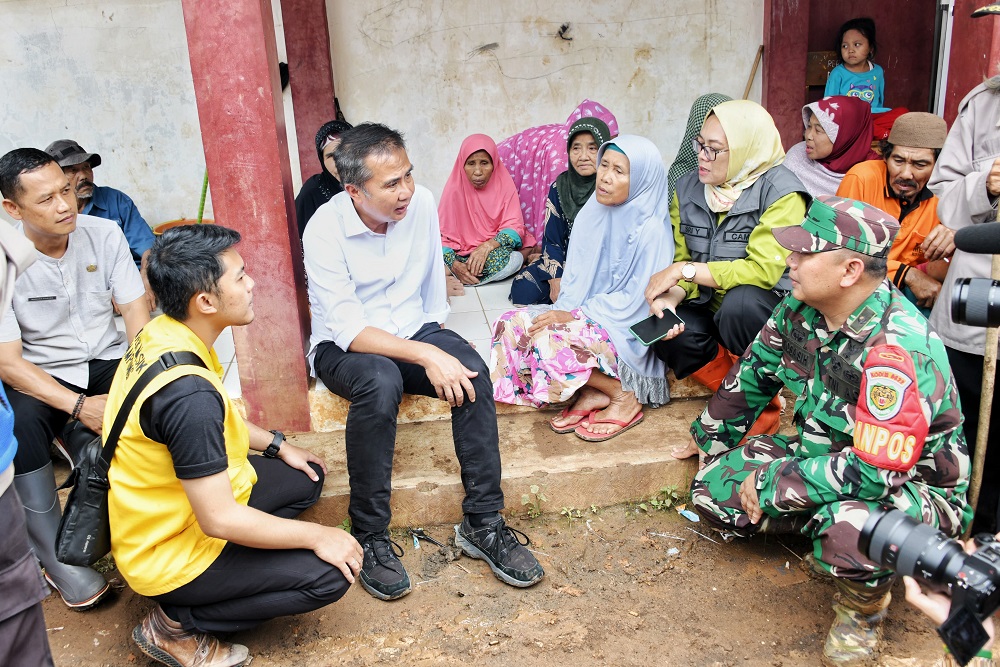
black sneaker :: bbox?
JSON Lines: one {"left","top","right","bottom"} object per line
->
{"left": 354, "top": 530, "right": 411, "bottom": 601}
{"left": 454, "top": 516, "right": 544, "bottom": 588}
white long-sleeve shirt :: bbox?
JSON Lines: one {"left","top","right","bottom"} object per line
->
{"left": 302, "top": 185, "right": 450, "bottom": 373}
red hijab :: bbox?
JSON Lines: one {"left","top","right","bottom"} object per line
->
{"left": 802, "top": 96, "right": 879, "bottom": 174}
{"left": 438, "top": 134, "right": 533, "bottom": 255}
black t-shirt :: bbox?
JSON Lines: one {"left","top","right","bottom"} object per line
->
{"left": 138, "top": 375, "right": 228, "bottom": 480}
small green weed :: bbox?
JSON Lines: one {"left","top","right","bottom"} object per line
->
{"left": 338, "top": 517, "right": 352, "bottom": 532}
{"left": 629, "top": 485, "right": 683, "bottom": 515}
{"left": 560, "top": 506, "right": 584, "bottom": 526}
{"left": 521, "top": 484, "right": 548, "bottom": 519}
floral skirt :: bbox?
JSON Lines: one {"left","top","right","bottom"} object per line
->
{"left": 490, "top": 308, "right": 619, "bottom": 407}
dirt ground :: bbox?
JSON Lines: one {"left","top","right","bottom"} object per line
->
{"left": 43, "top": 500, "right": 948, "bottom": 667}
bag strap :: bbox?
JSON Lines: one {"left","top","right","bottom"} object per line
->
{"left": 96, "top": 350, "right": 207, "bottom": 476}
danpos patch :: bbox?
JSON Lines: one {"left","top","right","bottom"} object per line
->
{"left": 852, "top": 345, "right": 928, "bottom": 473}
{"left": 863, "top": 363, "right": 912, "bottom": 421}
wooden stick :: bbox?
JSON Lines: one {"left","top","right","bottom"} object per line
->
{"left": 965, "top": 250, "right": 1000, "bottom": 538}
{"left": 744, "top": 45, "right": 764, "bottom": 100}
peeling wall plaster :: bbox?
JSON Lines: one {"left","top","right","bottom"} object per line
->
{"left": 0, "top": 1, "right": 214, "bottom": 225}
{"left": 327, "top": 0, "right": 765, "bottom": 198}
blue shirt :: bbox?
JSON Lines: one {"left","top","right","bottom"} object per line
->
{"left": 81, "top": 185, "right": 156, "bottom": 268}
{"left": 0, "top": 383, "right": 16, "bottom": 475}
{"left": 824, "top": 63, "right": 888, "bottom": 113}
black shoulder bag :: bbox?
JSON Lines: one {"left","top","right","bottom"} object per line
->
{"left": 55, "top": 351, "right": 206, "bottom": 566}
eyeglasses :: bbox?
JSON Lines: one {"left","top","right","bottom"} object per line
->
{"left": 692, "top": 138, "right": 730, "bottom": 162}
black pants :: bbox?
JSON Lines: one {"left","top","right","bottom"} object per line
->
{"left": 153, "top": 456, "right": 348, "bottom": 635}
{"left": 946, "top": 346, "right": 1000, "bottom": 534}
{"left": 0, "top": 483, "right": 53, "bottom": 667}
{"left": 6, "top": 357, "right": 121, "bottom": 474}
{"left": 653, "top": 285, "right": 783, "bottom": 379}
{"left": 313, "top": 323, "right": 505, "bottom": 535}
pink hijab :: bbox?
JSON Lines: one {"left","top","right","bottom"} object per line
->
{"left": 497, "top": 100, "right": 619, "bottom": 241}
{"left": 438, "top": 134, "right": 534, "bottom": 255}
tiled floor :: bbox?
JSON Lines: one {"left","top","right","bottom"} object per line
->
{"left": 216, "top": 327, "right": 242, "bottom": 399}
{"left": 443, "top": 278, "right": 517, "bottom": 364}
{"left": 123, "top": 281, "right": 515, "bottom": 401}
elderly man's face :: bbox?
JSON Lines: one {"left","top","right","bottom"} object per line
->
{"left": 885, "top": 146, "right": 936, "bottom": 202}
{"left": 63, "top": 162, "right": 95, "bottom": 201}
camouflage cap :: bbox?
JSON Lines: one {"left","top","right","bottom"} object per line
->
{"left": 772, "top": 195, "right": 900, "bottom": 257}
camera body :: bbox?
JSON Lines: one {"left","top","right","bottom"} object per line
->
{"left": 860, "top": 507, "right": 1000, "bottom": 665}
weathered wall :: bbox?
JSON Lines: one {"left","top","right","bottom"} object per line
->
{"left": 0, "top": 1, "right": 212, "bottom": 224}
{"left": 326, "top": 1, "right": 766, "bottom": 198}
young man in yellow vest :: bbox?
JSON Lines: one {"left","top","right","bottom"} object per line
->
{"left": 106, "top": 224, "right": 363, "bottom": 667}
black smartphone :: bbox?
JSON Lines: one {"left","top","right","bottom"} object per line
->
{"left": 629, "top": 311, "right": 685, "bottom": 346}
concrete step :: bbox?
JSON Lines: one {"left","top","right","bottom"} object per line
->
{"left": 306, "top": 373, "right": 713, "bottom": 432}
{"left": 291, "top": 394, "right": 712, "bottom": 530}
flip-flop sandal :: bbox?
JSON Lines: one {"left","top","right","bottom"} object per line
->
{"left": 549, "top": 408, "right": 593, "bottom": 434}
{"left": 574, "top": 411, "right": 644, "bottom": 442}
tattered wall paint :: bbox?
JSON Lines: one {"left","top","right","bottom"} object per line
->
{"left": 1, "top": 1, "right": 765, "bottom": 227}
{"left": 326, "top": 0, "right": 766, "bottom": 198}
{"left": 0, "top": 1, "right": 214, "bottom": 225}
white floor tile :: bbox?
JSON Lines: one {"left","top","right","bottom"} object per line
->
{"left": 447, "top": 291, "right": 482, "bottom": 314}
{"left": 444, "top": 310, "right": 491, "bottom": 342}
{"left": 223, "top": 359, "right": 242, "bottom": 398}
{"left": 214, "top": 327, "right": 236, "bottom": 365}
{"left": 474, "top": 280, "right": 515, "bottom": 310}
{"left": 469, "top": 338, "right": 492, "bottom": 365}
{"left": 114, "top": 315, "right": 126, "bottom": 333}
{"left": 484, "top": 309, "right": 513, "bottom": 330}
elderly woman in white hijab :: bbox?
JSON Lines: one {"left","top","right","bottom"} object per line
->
{"left": 490, "top": 135, "right": 673, "bottom": 442}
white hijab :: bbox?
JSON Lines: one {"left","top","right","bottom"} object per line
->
{"left": 555, "top": 135, "right": 674, "bottom": 404}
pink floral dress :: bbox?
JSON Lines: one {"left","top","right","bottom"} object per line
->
{"left": 490, "top": 308, "right": 619, "bottom": 407}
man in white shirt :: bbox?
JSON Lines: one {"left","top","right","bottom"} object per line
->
{"left": 303, "top": 124, "right": 543, "bottom": 600}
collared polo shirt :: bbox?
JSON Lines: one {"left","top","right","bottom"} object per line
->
{"left": 82, "top": 185, "right": 155, "bottom": 267}
{"left": 303, "top": 185, "right": 450, "bottom": 371}
{"left": 0, "top": 215, "right": 145, "bottom": 387}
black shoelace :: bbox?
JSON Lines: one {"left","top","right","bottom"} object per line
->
{"left": 486, "top": 521, "right": 531, "bottom": 555}
{"left": 362, "top": 533, "right": 405, "bottom": 571}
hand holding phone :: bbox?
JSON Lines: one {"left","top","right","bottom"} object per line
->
{"left": 629, "top": 310, "right": 685, "bottom": 346}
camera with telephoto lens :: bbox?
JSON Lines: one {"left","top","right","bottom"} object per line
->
{"left": 952, "top": 278, "right": 1000, "bottom": 327}
{"left": 860, "top": 507, "right": 1000, "bottom": 666}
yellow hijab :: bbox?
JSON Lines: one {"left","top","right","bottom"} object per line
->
{"left": 703, "top": 100, "right": 786, "bottom": 213}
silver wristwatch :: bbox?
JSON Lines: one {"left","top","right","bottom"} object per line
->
{"left": 680, "top": 262, "right": 697, "bottom": 282}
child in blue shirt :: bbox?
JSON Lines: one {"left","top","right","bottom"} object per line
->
{"left": 824, "top": 17, "right": 889, "bottom": 113}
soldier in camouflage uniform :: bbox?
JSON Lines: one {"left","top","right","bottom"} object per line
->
{"left": 689, "top": 195, "right": 971, "bottom": 666}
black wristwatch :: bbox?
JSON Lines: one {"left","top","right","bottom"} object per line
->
{"left": 264, "top": 430, "right": 285, "bottom": 458}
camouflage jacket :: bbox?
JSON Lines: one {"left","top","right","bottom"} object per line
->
{"left": 691, "top": 280, "right": 970, "bottom": 528}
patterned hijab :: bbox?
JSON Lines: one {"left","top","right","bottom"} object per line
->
{"left": 703, "top": 100, "right": 786, "bottom": 213}
{"left": 802, "top": 96, "right": 879, "bottom": 174}
{"left": 667, "top": 92, "right": 733, "bottom": 205}
{"left": 496, "top": 99, "right": 619, "bottom": 242}
{"left": 554, "top": 117, "right": 612, "bottom": 227}
{"left": 438, "top": 134, "right": 534, "bottom": 255}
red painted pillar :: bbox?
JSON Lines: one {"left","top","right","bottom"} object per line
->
{"left": 280, "top": 0, "right": 338, "bottom": 184}
{"left": 181, "top": 0, "right": 312, "bottom": 431}
{"left": 762, "top": 0, "right": 810, "bottom": 149}
{"left": 943, "top": 0, "right": 1000, "bottom": 124}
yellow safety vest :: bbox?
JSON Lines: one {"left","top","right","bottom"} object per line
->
{"left": 106, "top": 315, "right": 256, "bottom": 596}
